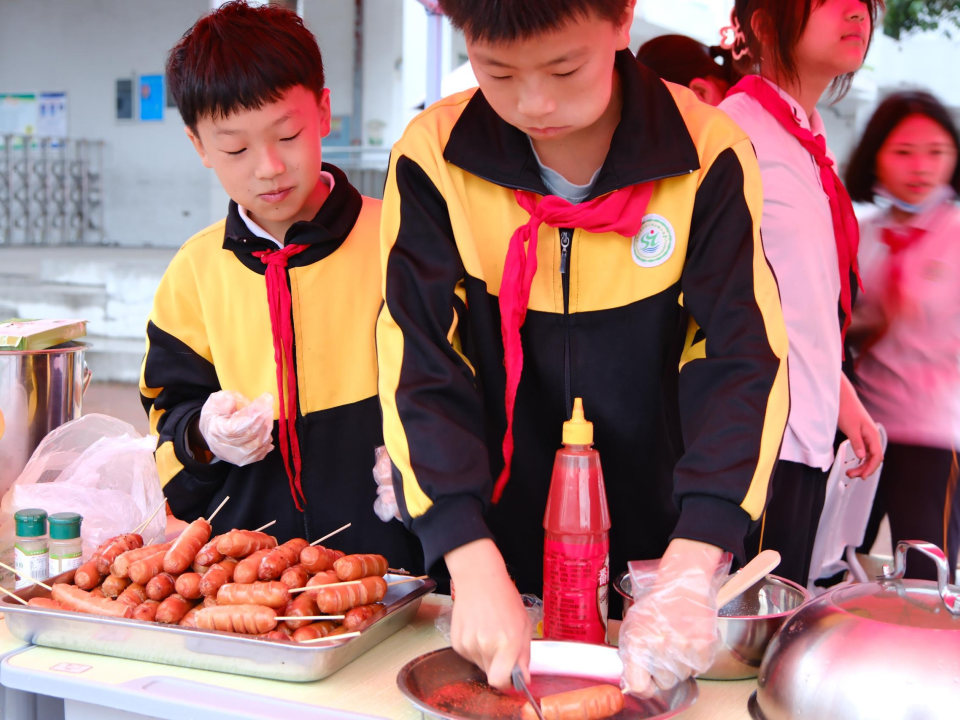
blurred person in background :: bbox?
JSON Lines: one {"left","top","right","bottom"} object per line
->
{"left": 846, "top": 91, "right": 960, "bottom": 580}
{"left": 636, "top": 34, "right": 736, "bottom": 106}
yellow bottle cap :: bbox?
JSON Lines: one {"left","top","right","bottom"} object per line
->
{"left": 562, "top": 398, "right": 594, "bottom": 445}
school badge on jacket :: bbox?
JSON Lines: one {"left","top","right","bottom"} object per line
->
{"left": 632, "top": 214, "right": 676, "bottom": 268}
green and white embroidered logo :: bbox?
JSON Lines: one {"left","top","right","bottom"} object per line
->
{"left": 632, "top": 214, "right": 675, "bottom": 268}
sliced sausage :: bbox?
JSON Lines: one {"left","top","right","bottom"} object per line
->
{"left": 196, "top": 604, "right": 277, "bottom": 634}
{"left": 216, "top": 581, "right": 290, "bottom": 609}
{"left": 521, "top": 685, "right": 625, "bottom": 720}
{"left": 315, "top": 576, "right": 387, "bottom": 614}
{"left": 51, "top": 584, "right": 133, "bottom": 618}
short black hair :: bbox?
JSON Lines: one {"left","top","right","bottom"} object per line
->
{"left": 167, "top": 0, "right": 324, "bottom": 131}
{"left": 845, "top": 90, "right": 960, "bottom": 203}
{"left": 438, "top": 0, "right": 632, "bottom": 43}
{"left": 729, "top": 0, "right": 884, "bottom": 101}
{"left": 636, "top": 35, "right": 735, "bottom": 88}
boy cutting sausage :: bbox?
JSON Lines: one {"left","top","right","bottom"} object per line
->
{"left": 377, "top": 0, "right": 788, "bottom": 694}
{"left": 140, "top": 1, "right": 422, "bottom": 574}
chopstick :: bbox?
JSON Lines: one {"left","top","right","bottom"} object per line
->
{"left": 0, "top": 562, "right": 53, "bottom": 592}
{"left": 310, "top": 523, "right": 351, "bottom": 546}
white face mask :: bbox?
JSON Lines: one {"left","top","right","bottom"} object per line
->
{"left": 873, "top": 183, "right": 955, "bottom": 216}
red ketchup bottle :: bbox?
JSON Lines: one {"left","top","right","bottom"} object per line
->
{"left": 542, "top": 398, "right": 611, "bottom": 643}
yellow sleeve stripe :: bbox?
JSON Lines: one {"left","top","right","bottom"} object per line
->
{"left": 734, "top": 139, "right": 790, "bottom": 520}
{"left": 155, "top": 441, "right": 183, "bottom": 488}
{"left": 678, "top": 319, "right": 706, "bottom": 372}
{"left": 376, "top": 303, "right": 434, "bottom": 517}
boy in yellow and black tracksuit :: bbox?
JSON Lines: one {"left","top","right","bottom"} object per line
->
{"left": 378, "top": 50, "right": 789, "bottom": 598}
{"left": 139, "top": 2, "right": 422, "bottom": 571}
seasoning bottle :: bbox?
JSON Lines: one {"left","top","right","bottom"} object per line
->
{"left": 542, "top": 399, "right": 611, "bottom": 643}
{"left": 14, "top": 508, "right": 49, "bottom": 590}
{"left": 48, "top": 512, "right": 83, "bottom": 578}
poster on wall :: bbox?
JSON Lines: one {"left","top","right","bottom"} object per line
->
{"left": 139, "top": 75, "right": 164, "bottom": 121}
{"left": 0, "top": 94, "right": 38, "bottom": 135}
{"left": 37, "top": 92, "right": 68, "bottom": 138}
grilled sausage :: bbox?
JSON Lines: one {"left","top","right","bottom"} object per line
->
{"left": 257, "top": 630, "right": 294, "bottom": 642}
{"left": 199, "top": 558, "right": 239, "bottom": 597}
{"left": 163, "top": 518, "right": 212, "bottom": 574}
{"left": 216, "top": 581, "right": 290, "bottom": 609}
{"left": 281, "top": 593, "right": 320, "bottom": 631}
{"left": 155, "top": 594, "right": 198, "bottom": 624}
{"left": 343, "top": 604, "right": 384, "bottom": 631}
{"left": 129, "top": 551, "right": 169, "bottom": 586}
{"left": 216, "top": 531, "right": 277, "bottom": 558}
{"left": 279, "top": 564, "right": 310, "bottom": 590}
{"left": 175, "top": 572, "right": 203, "bottom": 600}
{"left": 299, "top": 545, "right": 333, "bottom": 574}
{"left": 195, "top": 536, "right": 225, "bottom": 567}
{"left": 203, "top": 595, "right": 218, "bottom": 608}
{"left": 95, "top": 534, "right": 144, "bottom": 575}
{"left": 179, "top": 607, "right": 201, "bottom": 628}
{"left": 146, "top": 572, "right": 178, "bottom": 601}
{"left": 132, "top": 599, "right": 160, "bottom": 622}
{"left": 89, "top": 588, "right": 105, "bottom": 599}
{"left": 101, "top": 574, "right": 131, "bottom": 599}
{"left": 259, "top": 538, "right": 309, "bottom": 580}
{"left": 196, "top": 604, "right": 277, "bottom": 634}
{"left": 314, "top": 576, "right": 387, "bottom": 614}
{"left": 333, "top": 554, "right": 388, "bottom": 582}
{"left": 291, "top": 621, "right": 338, "bottom": 643}
{"left": 233, "top": 550, "right": 272, "bottom": 585}
{"left": 51, "top": 584, "right": 133, "bottom": 618}
{"left": 74, "top": 561, "right": 103, "bottom": 590}
{"left": 116, "top": 583, "right": 147, "bottom": 609}
{"left": 521, "top": 685, "right": 625, "bottom": 720}
{"left": 110, "top": 542, "right": 172, "bottom": 578}
{"left": 27, "top": 597, "right": 62, "bottom": 610}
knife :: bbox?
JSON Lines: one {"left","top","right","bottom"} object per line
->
{"left": 512, "top": 665, "right": 545, "bottom": 720}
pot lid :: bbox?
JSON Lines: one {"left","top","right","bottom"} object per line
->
{"left": 831, "top": 540, "right": 960, "bottom": 630}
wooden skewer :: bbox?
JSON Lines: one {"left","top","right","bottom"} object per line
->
{"left": 274, "top": 615, "right": 345, "bottom": 621}
{"left": 253, "top": 520, "right": 277, "bottom": 533}
{"left": 387, "top": 575, "right": 429, "bottom": 587}
{"left": 310, "top": 523, "right": 351, "bottom": 546}
{"left": 206, "top": 495, "right": 231, "bottom": 524}
{"left": 0, "top": 585, "right": 29, "bottom": 605}
{"left": 297, "top": 631, "right": 362, "bottom": 644}
{"left": 134, "top": 497, "right": 168, "bottom": 535}
{"left": 388, "top": 568, "right": 409, "bottom": 575}
{"left": 0, "top": 562, "right": 53, "bottom": 592}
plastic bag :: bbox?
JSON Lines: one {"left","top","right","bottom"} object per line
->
{"left": 372, "top": 445, "right": 401, "bottom": 522}
{"left": 619, "top": 550, "right": 732, "bottom": 697}
{"left": 0, "top": 414, "right": 167, "bottom": 589}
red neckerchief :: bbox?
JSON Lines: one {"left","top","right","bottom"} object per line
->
{"left": 493, "top": 183, "right": 653, "bottom": 503}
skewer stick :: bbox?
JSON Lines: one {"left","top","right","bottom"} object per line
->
{"left": 134, "top": 498, "right": 167, "bottom": 535}
{"left": 297, "top": 631, "right": 362, "bottom": 644}
{"left": 0, "top": 586, "right": 29, "bottom": 605}
{"left": 310, "top": 523, "right": 351, "bottom": 546}
{"left": 206, "top": 495, "right": 231, "bottom": 524}
{"left": 288, "top": 580, "right": 363, "bottom": 593}
{"left": 387, "top": 575, "right": 429, "bottom": 587}
{"left": 388, "top": 568, "right": 409, "bottom": 575}
{"left": 253, "top": 520, "right": 277, "bottom": 533}
{"left": 274, "top": 615, "right": 345, "bottom": 621}
{"left": 0, "top": 562, "right": 53, "bottom": 592}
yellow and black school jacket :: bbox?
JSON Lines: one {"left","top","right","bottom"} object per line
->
{"left": 377, "top": 51, "right": 789, "bottom": 592}
{"left": 140, "top": 164, "right": 423, "bottom": 572}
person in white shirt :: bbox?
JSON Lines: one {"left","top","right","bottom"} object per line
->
{"left": 717, "top": 0, "right": 884, "bottom": 585}
{"left": 845, "top": 91, "right": 960, "bottom": 581}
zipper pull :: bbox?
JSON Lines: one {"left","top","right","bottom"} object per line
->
{"left": 559, "top": 229, "right": 572, "bottom": 275}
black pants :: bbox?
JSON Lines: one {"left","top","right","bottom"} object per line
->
{"left": 858, "top": 442, "right": 960, "bottom": 581}
{"left": 744, "top": 460, "right": 828, "bottom": 586}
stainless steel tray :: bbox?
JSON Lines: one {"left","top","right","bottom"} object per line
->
{"left": 1, "top": 571, "right": 436, "bottom": 682}
{"left": 398, "top": 640, "right": 698, "bottom": 719}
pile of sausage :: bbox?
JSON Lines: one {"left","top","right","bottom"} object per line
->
{"left": 23, "top": 518, "right": 393, "bottom": 644}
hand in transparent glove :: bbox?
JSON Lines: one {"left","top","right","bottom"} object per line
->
{"left": 372, "top": 445, "right": 402, "bottom": 522}
{"left": 619, "top": 540, "right": 732, "bottom": 698}
{"left": 198, "top": 391, "right": 274, "bottom": 467}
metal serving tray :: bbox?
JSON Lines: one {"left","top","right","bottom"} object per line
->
{"left": 1, "top": 571, "right": 436, "bottom": 683}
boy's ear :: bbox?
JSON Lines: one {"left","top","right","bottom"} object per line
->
{"left": 616, "top": 0, "right": 638, "bottom": 51}
{"left": 318, "top": 88, "right": 332, "bottom": 139}
{"left": 184, "top": 126, "right": 213, "bottom": 169}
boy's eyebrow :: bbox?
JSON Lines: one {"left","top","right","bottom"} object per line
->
{"left": 474, "top": 48, "right": 588, "bottom": 70}
{"left": 213, "top": 112, "right": 295, "bottom": 137}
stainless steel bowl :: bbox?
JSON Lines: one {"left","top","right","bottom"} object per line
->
{"left": 398, "top": 640, "right": 698, "bottom": 719}
{"left": 615, "top": 571, "right": 810, "bottom": 680}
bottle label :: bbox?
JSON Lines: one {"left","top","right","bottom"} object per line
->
{"left": 14, "top": 545, "right": 50, "bottom": 590}
{"left": 542, "top": 537, "right": 610, "bottom": 643}
{"left": 49, "top": 550, "right": 83, "bottom": 577}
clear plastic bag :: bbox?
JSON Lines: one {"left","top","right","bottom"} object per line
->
{"left": 0, "top": 414, "right": 166, "bottom": 588}
{"left": 372, "top": 445, "right": 401, "bottom": 522}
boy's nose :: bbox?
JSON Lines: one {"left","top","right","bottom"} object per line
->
{"left": 255, "top": 148, "right": 286, "bottom": 179}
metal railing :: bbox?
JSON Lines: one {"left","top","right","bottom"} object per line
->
{"left": 324, "top": 145, "right": 390, "bottom": 199}
{"left": 0, "top": 136, "right": 105, "bottom": 245}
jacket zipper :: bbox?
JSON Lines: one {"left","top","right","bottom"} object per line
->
{"left": 559, "top": 228, "right": 573, "bottom": 419}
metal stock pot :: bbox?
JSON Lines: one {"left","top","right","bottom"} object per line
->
{"left": 750, "top": 540, "right": 960, "bottom": 720}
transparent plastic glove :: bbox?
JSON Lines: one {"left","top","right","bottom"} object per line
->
{"left": 372, "top": 445, "right": 401, "bottom": 522}
{"left": 198, "top": 391, "right": 274, "bottom": 466}
{"left": 619, "top": 543, "right": 732, "bottom": 698}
